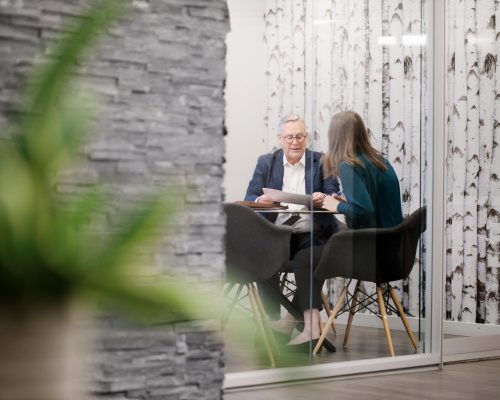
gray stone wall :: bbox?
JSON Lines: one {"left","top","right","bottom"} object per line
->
{"left": 0, "top": 0, "right": 229, "bottom": 399}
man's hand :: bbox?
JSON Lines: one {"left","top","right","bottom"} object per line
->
{"left": 256, "top": 194, "right": 274, "bottom": 204}
{"left": 312, "top": 192, "right": 326, "bottom": 208}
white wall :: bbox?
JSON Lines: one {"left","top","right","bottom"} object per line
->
{"left": 224, "top": 0, "right": 269, "bottom": 202}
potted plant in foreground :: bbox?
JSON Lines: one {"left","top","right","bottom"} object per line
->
{"left": 0, "top": 1, "right": 215, "bottom": 398}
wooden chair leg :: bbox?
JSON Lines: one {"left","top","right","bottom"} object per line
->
{"left": 389, "top": 286, "right": 418, "bottom": 350}
{"left": 248, "top": 284, "right": 275, "bottom": 367}
{"left": 251, "top": 284, "right": 280, "bottom": 354}
{"left": 376, "top": 286, "right": 395, "bottom": 357}
{"left": 343, "top": 281, "right": 361, "bottom": 348}
{"left": 313, "top": 285, "right": 349, "bottom": 355}
{"left": 320, "top": 291, "right": 337, "bottom": 335}
{"left": 221, "top": 284, "right": 243, "bottom": 329}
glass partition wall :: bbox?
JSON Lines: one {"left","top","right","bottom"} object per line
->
{"left": 442, "top": 0, "right": 500, "bottom": 362}
{"left": 310, "top": 0, "right": 430, "bottom": 357}
{"left": 224, "top": 0, "right": 442, "bottom": 388}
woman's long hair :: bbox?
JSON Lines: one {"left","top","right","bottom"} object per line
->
{"left": 322, "top": 111, "right": 386, "bottom": 177}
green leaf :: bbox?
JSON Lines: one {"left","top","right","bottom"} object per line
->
{"left": 83, "top": 275, "right": 223, "bottom": 323}
{"left": 93, "top": 193, "right": 177, "bottom": 274}
{"left": 0, "top": 0, "right": 224, "bottom": 329}
{"left": 66, "top": 189, "right": 106, "bottom": 231}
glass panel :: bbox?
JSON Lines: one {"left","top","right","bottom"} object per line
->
{"left": 224, "top": 0, "right": 432, "bottom": 376}
{"left": 309, "top": 0, "right": 431, "bottom": 364}
{"left": 224, "top": 0, "right": 320, "bottom": 371}
{"left": 443, "top": 0, "right": 500, "bottom": 347}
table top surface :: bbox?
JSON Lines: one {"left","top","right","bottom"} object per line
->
{"left": 232, "top": 201, "right": 342, "bottom": 214}
{"left": 251, "top": 208, "right": 340, "bottom": 214}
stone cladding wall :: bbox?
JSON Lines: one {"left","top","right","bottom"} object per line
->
{"left": 0, "top": 0, "right": 229, "bottom": 398}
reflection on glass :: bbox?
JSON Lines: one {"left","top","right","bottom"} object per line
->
{"left": 224, "top": 0, "right": 429, "bottom": 374}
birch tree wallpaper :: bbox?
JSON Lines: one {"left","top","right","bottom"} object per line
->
{"left": 263, "top": 0, "right": 426, "bottom": 318}
{"left": 446, "top": 0, "right": 500, "bottom": 325}
{"left": 263, "top": 0, "right": 499, "bottom": 325}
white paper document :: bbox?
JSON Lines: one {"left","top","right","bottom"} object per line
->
{"left": 262, "top": 188, "right": 312, "bottom": 206}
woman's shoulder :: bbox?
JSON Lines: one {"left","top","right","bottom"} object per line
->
{"left": 338, "top": 159, "right": 351, "bottom": 170}
{"left": 339, "top": 159, "right": 363, "bottom": 175}
{"left": 342, "top": 153, "right": 369, "bottom": 169}
{"left": 362, "top": 153, "right": 392, "bottom": 170}
{"left": 380, "top": 156, "right": 396, "bottom": 172}
{"left": 380, "top": 154, "right": 391, "bottom": 164}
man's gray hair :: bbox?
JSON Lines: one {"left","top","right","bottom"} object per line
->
{"left": 277, "top": 114, "right": 303, "bottom": 133}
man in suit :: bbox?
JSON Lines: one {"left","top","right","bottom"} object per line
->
{"left": 244, "top": 114, "right": 340, "bottom": 320}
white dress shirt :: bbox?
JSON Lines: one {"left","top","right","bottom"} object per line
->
{"left": 275, "top": 153, "right": 312, "bottom": 232}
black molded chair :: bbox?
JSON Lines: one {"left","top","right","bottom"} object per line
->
{"left": 312, "top": 206, "right": 427, "bottom": 356}
{"left": 223, "top": 203, "right": 293, "bottom": 366}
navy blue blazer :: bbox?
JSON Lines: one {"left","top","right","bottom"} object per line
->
{"left": 244, "top": 149, "right": 340, "bottom": 240}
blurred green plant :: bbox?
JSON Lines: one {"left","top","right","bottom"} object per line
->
{"left": 0, "top": 0, "right": 214, "bottom": 321}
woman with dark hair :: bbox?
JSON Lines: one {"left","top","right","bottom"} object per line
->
{"left": 276, "top": 111, "right": 403, "bottom": 350}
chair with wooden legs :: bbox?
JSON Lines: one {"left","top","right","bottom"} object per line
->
{"left": 223, "top": 203, "right": 293, "bottom": 367}
{"left": 312, "top": 207, "right": 427, "bottom": 356}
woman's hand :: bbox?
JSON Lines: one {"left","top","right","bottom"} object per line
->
{"left": 333, "top": 193, "right": 346, "bottom": 203}
{"left": 312, "top": 192, "right": 326, "bottom": 208}
{"left": 322, "top": 194, "right": 340, "bottom": 212}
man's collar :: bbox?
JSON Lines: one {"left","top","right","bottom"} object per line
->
{"left": 283, "top": 152, "right": 306, "bottom": 167}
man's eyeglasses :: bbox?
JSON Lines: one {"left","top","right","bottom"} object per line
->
{"left": 281, "top": 134, "right": 307, "bottom": 144}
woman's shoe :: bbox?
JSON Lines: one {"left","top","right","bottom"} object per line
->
{"left": 286, "top": 339, "right": 322, "bottom": 354}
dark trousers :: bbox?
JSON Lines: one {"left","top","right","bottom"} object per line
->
{"left": 257, "top": 232, "right": 321, "bottom": 320}
{"left": 292, "top": 221, "right": 347, "bottom": 311}
{"left": 291, "top": 245, "right": 326, "bottom": 311}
